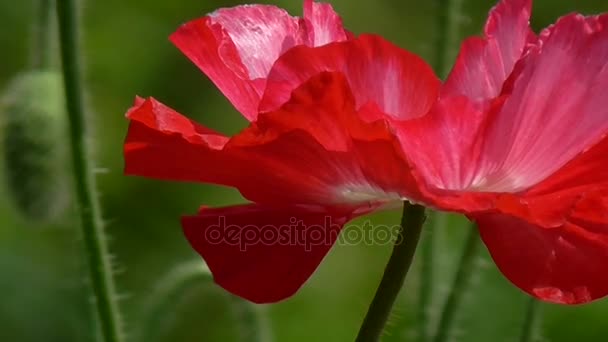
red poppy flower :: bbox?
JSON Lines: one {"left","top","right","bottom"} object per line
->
{"left": 124, "top": 0, "right": 608, "bottom": 305}
{"left": 124, "top": 0, "right": 440, "bottom": 303}
{"left": 397, "top": 0, "right": 608, "bottom": 304}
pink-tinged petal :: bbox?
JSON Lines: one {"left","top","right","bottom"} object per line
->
{"left": 170, "top": 16, "right": 264, "bottom": 121}
{"left": 170, "top": 3, "right": 348, "bottom": 121}
{"left": 443, "top": 0, "right": 534, "bottom": 100}
{"left": 396, "top": 96, "right": 503, "bottom": 191}
{"left": 260, "top": 35, "right": 440, "bottom": 120}
{"left": 465, "top": 135, "right": 608, "bottom": 304}
{"left": 472, "top": 14, "right": 608, "bottom": 193}
{"left": 418, "top": 137, "right": 608, "bottom": 304}
{"left": 125, "top": 72, "right": 422, "bottom": 206}
{"left": 527, "top": 135, "right": 608, "bottom": 197}
{"left": 303, "top": 0, "right": 348, "bottom": 45}
{"left": 487, "top": 135, "right": 608, "bottom": 229}
{"left": 181, "top": 203, "right": 368, "bottom": 303}
{"left": 474, "top": 211, "right": 608, "bottom": 304}
{"left": 202, "top": 6, "right": 304, "bottom": 80}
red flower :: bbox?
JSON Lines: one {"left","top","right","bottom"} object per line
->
{"left": 397, "top": 0, "right": 608, "bottom": 304}
{"left": 125, "top": 0, "right": 440, "bottom": 303}
{"left": 124, "top": 0, "right": 608, "bottom": 305}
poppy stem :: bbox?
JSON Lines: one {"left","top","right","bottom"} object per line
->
{"left": 355, "top": 201, "right": 426, "bottom": 342}
{"left": 33, "top": 0, "right": 54, "bottom": 69}
{"left": 418, "top": 212, "right": 447, "bottom": 341}
{"left": 138, "top": 261, "right": 272, "bottom": 342}
{"left": 55, "top": 1, "right": 123, "bottom": 341}
{"left": 519, "top": 297, "right": 542, "bottom": 342}
{"left": 432, "top": 224, "right": 480, "bottom": 342}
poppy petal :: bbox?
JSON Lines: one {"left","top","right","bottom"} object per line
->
{"left": 125, "top": 72, "right": 421, "bottom": 206}
{"left": 124, "top": 97, "right": 232, "bottom": 183}
{"left": 303, "top": 0, "right": 348, "bottom": 45}
{"left": 228, "top": 72, "right": 422, "bottom": 204}
{"left": 474, "top": 13, "right": 608, "bottom": 193}
{"left": 181, "top": 203, "right": 368, "bottom": 303}
{"left": 170, "top": 15, "right": 266, "bottom": 121}
{"left": 395, "top": 96, "right": 499, "bottom": 191}
{"left": 170, "top": 2, "right": 347, "bottom": 121}
{"left": 491, "top": 135, "right": 608, "bottom": 229}
{"left": 260, "top": 34, "right": 440, "bottom": 120}
{"left": 471, "top": 135, "right": 608, "bottom": 305}
{"left": 528, "top": 135, "right": 608, "bottom": 197}
{"left": 474, "top": 209, "right": 608, "bottom": 304}
{"left": 442, "top": 0, "right": 534, "bottom": 100}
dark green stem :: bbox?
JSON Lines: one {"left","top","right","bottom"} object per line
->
{"left": 33, "top": 0, "right": 54, "bottom": 69}
{"left": 432, "top": 225, "right": 480, "bottom": 342}
{"left": 355, "top": 202, "right": 426, "bottom": 342}
{"left": 520, "top": 298, "right": 541, "bottom": 342}
{"left": 55, "top": 1, "right": 123, "bottom": 341}
{"left": 139, "top": 261, "right": 271, "bottom": 342}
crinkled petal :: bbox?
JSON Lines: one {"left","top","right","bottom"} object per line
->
{"left": 396, "top": 4, "right": 608, "bottom": 306}
{"left": 403, "top": 0, "right": 534, "bottom": 192}
{"left": 474, "top": 209, "right": 608, "bottom": 304}
{"left": 528, "top": 134, "right": 608, "bottom": 197}
{"left": 260, "top": 34, "right": 440, "bottom": 120}
{"left": 124, "top": 72, "right": 422, "bottom": 206}
{"left": 303, "top": 0, "right": 348, "bottom": 45}
{"left": 465, "top": 136, "right": 608, "bottom": 305}
{"left": 413, "top": 14, "right": 607, "bottom": 196}
{"left": 492, "top": 135, "right": 608, "bottom": 228}
{"left": 124, "top": 97, "right": 232, "bottom": 183}
{"left": 170, "top": 16, "right": 266, "bottom": 121}
{"left": 182, "top": 203, "right": 370, "bottom": 303}
{"left": 473, "top": 13, "right": 608, "bottom": 193}
{"left": 396, "top": 96, "right": 502, "bottom": 191}
{"left": 443, "top": 0, "right": 533, "bottom": 100}
{"left": 170, "top": 2, "right": 347, "bottom": 121}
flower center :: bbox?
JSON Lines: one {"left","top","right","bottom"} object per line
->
{"left": 337, "top": 184, "right": 403, "bottom": 203}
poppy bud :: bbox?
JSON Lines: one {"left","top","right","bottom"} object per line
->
{"left": 2, "top": 70, "right": 69, "bottom": 222}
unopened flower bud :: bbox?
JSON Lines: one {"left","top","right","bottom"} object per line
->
{"left": 2, "top": 70, "right": 69, "bottom": 222}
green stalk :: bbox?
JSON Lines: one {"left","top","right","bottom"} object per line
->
{"left": 55, "top": 1, "right": 123, "bottom": 341}
{"left": 433, "top": 0, "right": 464, "bottom": 79}
{"left": 519, "top": 298, "right": 542, "bottom": 342}
{"left": 138, "top": 261, "right": 272, "bottom": 342}
{"left": 432, "top": 225, "right": 480, "bottom": 342}
{"left": 33, "top": 0, "right": 54, "bottom": 69}
{"left": 418, "top": 212, "right": 447, "bottom": 341}
{"left": 355, "top": 202, "right": 426, "bottom": 342}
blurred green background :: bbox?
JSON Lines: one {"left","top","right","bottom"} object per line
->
{"left": 1, "top": 0, "right": 608, "bottom": 341}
